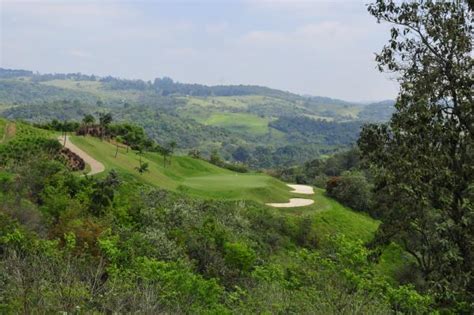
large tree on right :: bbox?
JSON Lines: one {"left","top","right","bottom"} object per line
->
{"left": 358, "top": 0, "right": 473, "bottom": 310}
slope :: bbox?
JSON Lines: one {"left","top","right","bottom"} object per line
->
{"left": 68, "top": 135, "right": 293, "bottom": 204}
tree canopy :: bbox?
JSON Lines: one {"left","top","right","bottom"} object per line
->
{"left": 359, "top": 0, "right": 473, "bottom": 310}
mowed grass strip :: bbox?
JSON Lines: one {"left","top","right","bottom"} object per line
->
{"left": 203, "top": 112, "right": 271, "bottom": 135}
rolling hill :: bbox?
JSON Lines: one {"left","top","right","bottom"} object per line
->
{"left": 0, "top": 68, "right": 395, "bottom": 168}
{"left": 0, "top": 117, "right": 397, "bottom": 250}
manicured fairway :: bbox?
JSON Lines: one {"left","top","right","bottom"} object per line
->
{"left": 69, "top": 135, "right": 292, "bottom": 203}
{"left": 203, "top": 112, "right": 271, "bottom": 135}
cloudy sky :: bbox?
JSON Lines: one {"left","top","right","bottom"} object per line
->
{"left": 0, "top": 0, "right": 399, "bottom": 101}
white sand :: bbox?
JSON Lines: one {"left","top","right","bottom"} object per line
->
{"left": 266, "top": 184, "right": 315, "bottom": 208}
{"left": 266, "top": 198, "right": 315, "bottom": 208}
{"left": 58, "top": 136, "right": 105, "bottom": 175}
{"left": 287, "top": 184, "right": 314, "bottom": 194}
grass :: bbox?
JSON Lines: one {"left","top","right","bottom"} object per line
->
{"left": 0, "top": 119, "right": 6, "bottom": 142}
{"left": 202, "top": 112, "right": 271, "bottom": 135}
{"left": 39, "top": 79, "right": 143, "bottom": 103}
{"left": 183, "top": 95, "right": 268, "bottom": 109}
{"left": 279, "top": 188, "right": 379, "bottom": 242}
{"left": 0, "top": 120, "right": 39, "bottom": 143}
{"left": 69, "top": 135, "right": 292, "bottom": 203}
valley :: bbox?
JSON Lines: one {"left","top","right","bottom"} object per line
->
{"left": 0, "top": 69, "right": 394, "bottom": 168}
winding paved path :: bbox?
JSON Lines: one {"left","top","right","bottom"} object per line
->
{"left": 58, "top": 135, "right": 105, "bottom": 175}
{"left": 266, "top": 184, "right": 315, "bottom": 208}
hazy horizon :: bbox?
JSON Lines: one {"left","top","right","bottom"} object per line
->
{"left": 1, "top": 0, "right": 400, "bottom": 102}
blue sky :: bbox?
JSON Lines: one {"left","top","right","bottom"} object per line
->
{"left": 1, "top": 0, "right": 399, "bottom": 101}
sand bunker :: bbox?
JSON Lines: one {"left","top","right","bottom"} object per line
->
{"left": 266, "top": 184, "right": 315, "bottom": 208}
{"left": 287, "top": 184, "right": 314, "bottom": 194}
{"left": 266, "top": 198, "right": 315, "bottom": 208}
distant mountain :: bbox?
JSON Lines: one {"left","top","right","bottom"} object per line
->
{"left": 357, "top": 100, "right": 396, "bottom": 122}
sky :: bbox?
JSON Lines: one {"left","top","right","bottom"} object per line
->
{"left": 0, "top": 0, "right": 399, "bottom": 101}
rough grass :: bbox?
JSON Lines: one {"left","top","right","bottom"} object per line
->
{"left": 280, "top": 188, "right": 379, "bottom": 242}
{"left": 0, "top": 120, "right": 52, "bottom": 143}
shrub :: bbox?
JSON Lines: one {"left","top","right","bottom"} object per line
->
{"left": 326, "top": 171, "right": 372, "bottom": 212}
{"left": 224, "top": 242, "right": 256, "bottom": 273}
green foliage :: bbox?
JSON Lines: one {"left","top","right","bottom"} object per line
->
{"left": 0, "top": 70, "right": 395, "bottom": 168}
{"left": 269, "top": 116, "right": 362, "bottom": 146}
{"left": 224, "top": 242, "right": 256, "bottom": 272}
{"left": 135, "top": 161, "right": 149, "bottom": 174}
{"left": 0, "top": 148, "right": 437, "bottom": 313}
{"left": 0, "top": 137, "right": 62, "bottom": 167}
{"left": 274, "top": 147, "right": 361, "bottom": 187}
{"left": 326, "top": 171, "right": 372, "bottom": 212}
{"left": 360, "top": 0, "right": 474, "bottom": 310}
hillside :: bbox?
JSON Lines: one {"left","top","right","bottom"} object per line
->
{"left": 0, "top": 117, "right": 425, "bottom": 313}
{"left": 0, "top": 68, "right": 394, "bottom": 168}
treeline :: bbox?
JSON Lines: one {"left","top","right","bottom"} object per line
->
{"left": 0, "top": 67, "right": 294, "bottom": 98}
{"left": 0, "top": 68, "right": 97, "bottom": 82}
{"left": 0, "top": 81, "right": 100, "bottom": 106}
{"left": 3, "top": 101, "right": 360, "bottom": 168}
{"left": 102, "top": 76, "right": 295, "bottom": 98}
{"left": 270, "top": 116, "right": 362, "bottom": 146}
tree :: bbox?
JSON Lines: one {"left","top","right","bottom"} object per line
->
{"left": 159, "top": 141, "right": 176, "bottom": 167}
{"left": 325, "top": 171, "right": 372, "bottom": 213}
{"left": 82, "top": 114, "right": 95, "bottom": 126}
{"left": 135, "top": 162, "right": 149, "bottom": 174}
{"left": 98, "top": 113, "right": 113, "bottom": 139}
{"left": 134, "top": 145, "right": 149, "bottom": 174}
{"left": 60, "top": 120, "right": 79, "bottom": 146}
{"left": 167, "top": 141, "right": 177, "bottom": 166}
{"left": 359, "top": 0, "right": 473, "bottom": 309}
{"left": 89, "top": 170, "right": 121, "bottom": 215}
{"left": 209, "top": 149, "right": 222, "bottom": 166}
{"left": 232, "top": 146, "right": 250, "bottom": 163}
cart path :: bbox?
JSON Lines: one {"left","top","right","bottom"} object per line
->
{"left": 58, "top": 135, "right": 105, "bottom": 175}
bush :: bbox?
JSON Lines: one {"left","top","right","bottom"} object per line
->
{"left": 224, "top": 242, "right": 256, "bottom": 273}
{"left": 326, "top": 171, "right": 372, "bottom": 212}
